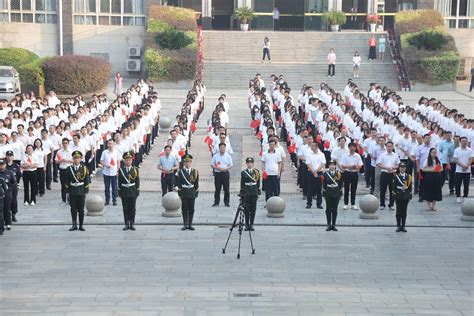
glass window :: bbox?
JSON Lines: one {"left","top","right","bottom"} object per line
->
{"left": 11, "top": 0, "right": 21, "bottom": 10}
{"left": 99, "top": 15, "right": 109, "bottom": 24}
{"left": 111, "top": 0, "right": 120, "bottom": 13}
{"left": 135, "top": 17, "right": 145, "bottom": 26}
{"left": 22, "top": 0, "right": 31, "bottom": 10}
{"left": 35, "top": 13, "right": 45, "bottom": 22}
{"left": 306, "top": 0, "right": 328, "bottom": 13}
{"left": 74, "top": 0, "right": 96, "bottom": 13}
{"left": 100, "top": 0, "right": 109, "bottom": 13}
{"left": 111, "top": 15, "right": 120, "bottom": 24}
{"left": 124, "top": 0, "right": 143, "bottom": 14}
{"left": 0, "top": 0, "right": 8, "bottom": 10}
{"left": 46, "top": 13, "right": 56, "bottom": 23}
{"left": 22, "top": 12, "right": 33, "bottom": 22}
{"left": 0, "top": 13, "right": 8, "bottom": 21}
{"left": 36, "top": 0, "right": 56, "bottom": 11}
{"left": 123, "top": 16, "right": 133, "bottom": 25}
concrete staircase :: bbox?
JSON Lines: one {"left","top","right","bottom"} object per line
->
{"left": 202, "top": 31, "right": 400, "bottom": 91}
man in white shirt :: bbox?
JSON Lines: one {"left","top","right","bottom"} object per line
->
{"left": 305, "top": 142, "right": 326, "bottom": 209}
{"left": 211, "top": 143, "right": 233, "bottom": 207}
{"left": 453, "top": 136, "right": 473, "bottom": 202}
{"left": 377, "top": 141, "right": 400, "bottom": 210}
{"left": 262, "top": 140, "right": 282, "bottom": 201}
{"left": 331, "top": 137, "right": 349, "bottom": 172}
{"left": 340, "top": 142, "right": 363, "bottom": 210}
{"left": 100, "top": 139, "right": 120, "bottom": 206}
{"left": 55, "top": 138, "right": 73, "bottom": 204}
{"left": 363, "top": 128, "right": 377, "bottom": 188}
{"left": 0, "top": 133, "right": 12, "bottom": 159}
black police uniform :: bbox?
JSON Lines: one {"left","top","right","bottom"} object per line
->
{"left": 177, "top": 156, "right": 199, "bottom": 230}
{"left": 322, "top": 168, "right": 343, "bottom": 231}
{"left": 6, "top": 160, "right": 21, "bottom": 222}
{"left": 0, "top": 177, "right": 8, "bottom": 235}
{"left": 0, "top": 165, "right": 17, "bottom": 229}
{"left": 240, "top": 165, "right": 261, "bottom": 231}
{"left": 118, "top": 156, "right": 140, "bottom": 230}
{"left": 65, "top": 159, "right": 90, "bottom": 231}
{"left": 392, "top": 171, "right": 412, "bottom": 232}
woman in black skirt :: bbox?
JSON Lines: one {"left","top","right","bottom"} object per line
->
{"left": 421, "top": 148, "right": 443, "bottom": 211}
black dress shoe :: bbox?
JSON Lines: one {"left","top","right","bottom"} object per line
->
{"left": 12, "top": 215, "right": 17, "bottom": 222}
{"left": 396, "top": 226, "right": 402, "bottom": 232}
{"left": 325, "top": 225, "right": 331, "bottom": 231}
{"left": 250, "top": 225, "right": 255, "bottom": 231}
{"left": 401, "top": 227, "right": 407, "bottom": 232}
{"left": 317, "top": 205, "right": 323, "bottom": 209}
{"left": 305, "top": 204, "right": 311, "bottom": 209}
{"left": 47, "top": 186, "right": 52, "bottom": 190}
{"left": 181, "top": 226, "right": 187, "bottom": 230}
{"left": 105, "top": 202, "right": 110, "bottom": 206}
{"left": 212, "top": 203, "right": 219, "bottom": 207}
{"left": 113, "top": 201, "right": 117, "bottom": 206}
{"left": 78, "top": 226, "right": 85, "bottom": 231}
{"left": 123, "top": 226, "right": 129, "bottom": 231}
{"left": 331, "top": 226, "right": 338, "bottom": 231}
{"left": 69, "top": 225, "right": 78, "bottom": 231}
{"left": 188, "top": 226, "right": 195, "bottom": 230}
{"left": 225, "top": 203, "right": 230, "bottom": 207}
{"left": 244, "top": 226, "right": 249, "bottom": 231}
{"left": 6, "top": 225, "right": 11, "bottom": 230}
{"left": 129, "top": 225, "right": 136, "bottom": 231}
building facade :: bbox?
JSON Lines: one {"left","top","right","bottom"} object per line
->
{"left": 0, "top": 0, "right": 472, "bottom": 75}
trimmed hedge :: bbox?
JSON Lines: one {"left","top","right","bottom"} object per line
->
{"left": 148, "top": 6, "right": 196, "bottom": 31}
{"left": 18, "top": 57, "right": 51, "bottom": 86}
{"left": 155, "top": 27, "right": 194, "bottom": 50}
{"left": 0, "top": 48, "right": 39, "bottom": 70}
{"left": 42, "top": 55, "right": 111, "bottom": 94}
{"left": 395, "top": 9, "right": 444, "bottom": 35}
{"left": 145, "top": 48, "right": 196, "bottom": 82}
{"left": 406, "top": 28, "right": 448, "bottom": 51}
{"left": 419, "top": 52, "right": 460, "bottom": 85}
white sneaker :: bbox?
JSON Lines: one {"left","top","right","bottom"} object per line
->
{"left": 343, "top": 205, "right": 348, "bottom": 210}
{"left": 380, "top": 206, "right": 385, "bottom": 210}
{"left": 389, "top": 206, "right": 395, "bottom": 211}
{"left": 30, "top": 201, "right": 35, "bottom": 206}
{"left": 351, "top": 205, "right": 359, "bottom": 210}
{"left": 24, "top": 202, "right": 28, "bottom": 206}
{"left": 456, "top": 197, "right": 461, "bottom": 203}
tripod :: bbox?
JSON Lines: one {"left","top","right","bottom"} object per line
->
{"left": 222, "top": 198, "right": 256, "bottom": 259}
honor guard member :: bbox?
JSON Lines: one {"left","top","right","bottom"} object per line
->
{"left": 240, "top": 157, "right": 261, "bottom": 231}
{"left": 6, "top": 151, "right": 21, "bottom": 223}
{"left": 177, "top": 154, "right": 199, "bottom": 230}
{"left": 65, "top": 150, "right": 90, "bottom": 231}
{"left": 118, "top": 151, "right": 140, "bottom": 231}
{"left": 392, "top": 162, "right": 412, "bottom": 232}
{"left": 322, "top": 160, "right": 343, "bottom": 231}
{"left": 0, "top": 158, "right": 17, "bottom": 231}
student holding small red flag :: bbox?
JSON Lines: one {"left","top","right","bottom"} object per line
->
{"left": 21, "top": 145, "right": 40, "bottom": 206}
{"left": 100, "top": 139, "right": 120, "bottom": 206}
{"left": 421, "top": 148, "right": 443, "bottom": 211}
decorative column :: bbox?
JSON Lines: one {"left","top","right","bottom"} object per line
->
{"left": 60, "top": 0, "right": 73, "bottom": 55}
{"left": 202, "top": 0, "right": 212, "bottom": 30}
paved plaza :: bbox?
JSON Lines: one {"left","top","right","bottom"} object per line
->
{"left": 1, "top": 86, "right": 473, "bottom": 315}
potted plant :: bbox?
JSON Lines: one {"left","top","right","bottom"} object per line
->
{"left": 323, "top": 10, "right": 347, "bottom": 32}
{"left": 232, "top": 6, "right": 256, "bottom": 31}
{"left": 367, "top": 13, "right": 381, "bottom": 33}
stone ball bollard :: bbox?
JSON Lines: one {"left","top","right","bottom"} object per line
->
{"left": 358, "top": 194, "right": 379, "bottom": 219}
{"left": 86, "top": 194, "right": 105, "bottom": 216}
{"left": 159, "top": 117, "right": 171, "bottom": 129}
{"left": 162, "top": 192, "right": 182, "bottom": 218}
{"left": 461, "top": 198, "right": 474, "bottom": 222}
{"left": 266, "top": 196, "right": 285, "bottom": 218}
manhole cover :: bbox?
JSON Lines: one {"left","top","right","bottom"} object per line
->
{"left": 233, "top": 293, "right": 262, "bottom": 298}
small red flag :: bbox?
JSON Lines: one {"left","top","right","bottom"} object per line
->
{"left": 288, "top": 143, "right": 296, "bottom": 154}
{"left": 358, "top": 147, "right": 364, "bottom": 155}
{"left": 204, "top": 136, "right": 210, "bottom": 143}
{"left": 259, "top": 150, "right": 262, "bottom": 157}
{"left": 434, "top": 164, "right": 442, "bottom": 172}
{"left": 319, "top": 175, "right": 324, "bottom": 182}
{"left": 316, "top": 135, "right": 322, "bottom": 144}
{"left": 110, "top": 158, "right": 115, "bottom": 166}
{"left": 262, "top": 171, "right": 268, "bottom": 179}
{"left": 143, "top": 135, "right": 147, "bottom": 144}
{"left": 121, "top": 108, "right": 126, "bottom": 115}
{"left": 27, "top": 157, "right": 32, "bottom": 164}
{"left": 257, "top": 131, "right": 262, "bottom": 140}
{"left": 159, "top": 151, "right": 165, "bottom": 157}
{"left": 250, "top": 119, "right": 260, "bottom": 129}
{"left": 190, "top": 121, "right": 197, "bottom": 132}
{"left": 419, "top": 172, "right": 424, "bottom": 180}
{"left": 272, "top": 103, "right": 278, "bottom": 110}
{"left": 56, "top": 152, "right": 62, "bottom": 161}
{"left": 102, "top": 134, "right": 107, "bottom": 141}
{"left": 178, "top": 150, "right": 185, "bottom": 157}
{"left": 278, "top": 116, "right": 282, "bottom": 125}
{"left": 207, "top": 126, "right": 212, "bottom": 132}
{"left": 323, "top": 140, "right": 331, "bottom": 149}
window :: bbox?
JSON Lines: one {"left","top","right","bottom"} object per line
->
{"left": 74, "top": 0, "right": 145, "bottom": 26}
{"left": 2, "top": 0, "right": 56, "bottom": 23}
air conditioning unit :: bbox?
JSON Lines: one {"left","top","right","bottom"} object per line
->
{"left": 126, "top": 59, "right": 141, "bottom": 72}
{"left": 128, "top": 46, "right": 141, "bottom": 57}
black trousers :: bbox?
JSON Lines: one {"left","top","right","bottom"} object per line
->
{"left": 262, "top": 48, "right": 270, "bottom": 61}
{"left": 325, "top": 195, "right": 339, "bottom": 226}
{"left": 455, "top": 173, "right": 470, "bottom": 198}
{"left": 343, "top": 171, "right": 358, "bottom": 206}
{"left": 45, "top": 153, "right": 52, "bottom": 188}
{"left": 448, "top": 162, "right": 456, "bottom": 193}
{"left": 121, "top": 196, "right": 137, "bottom": 225}
{"left": 11, "top": 186, "right": 18, "bottom": 216}
{"left": 214, "top": 171, "right": 230, "bottom": 204}
{"left": 328, "top": 64, "right": 335, "bottom": 76}
{"left": 244, "top": 195, "right": 257, "bottom": 226}
{"left": 0, "top": 197, "right": 4, "bottom": 233}
{"left": 2, "top": 193, "right": 12, "bottom": 226}
{"left": 380, "top": 172, "right": 394, "bottom": 207}
{"left": 395, "top": 199, "right": 409, "bottom": 227}
{"left": 59, "top": 168, "right": 68, "bottom": 202}
{"left": 364, "top": 155, "right": 372, "bottom": 186}
{"left": 53, "top": 150, "right": 59, "bottom": 181}
{"left": 23, "top": 170, "right": 37, "bottom": 203}
{"left": 36, "top": 168, "right": 45, "bottom": 195}
{"left": 181, "top": 197, "right": 195, "bottom": 226}
{"left": 369, "top": 166, "right": 376, "bottom": 192}
{"left": 161, "top": 173, "right": 175, "bottom": 197}
{"left": 85, "top": 151, "right": 94, "bottom": 175}
{"left": 264, "top": 175, "right": 279, "bottom": 201}
{"left": 306, "top": 172, "right": 322, "bottom": 207}
{"left": 69, "top": 195, "right": 85, "bottom": 226}
{"left": 469, "top": 75, "right": 473, "bottom": 92}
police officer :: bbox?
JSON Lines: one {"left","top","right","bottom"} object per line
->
{"left": 240, "top": 157, "right": 261, "bottom": 231}
{"left": 0, "top": 174, "right": 8, "bottom": 236}
{"left": 322, "top": 160, "right": 343, "bottom": 231}
{"left": 0, "top": 158, "right": 17, "bottom": 231}
{"left": 65, "top": 150, "right": 90, "bottom": 231}
{"left": 118, "top": 151, "right": 140, "bottom": 231}
{"left": 5, "top": 151, "right": 21, "bottom": 223}
{"left": 392, "top": 162, "right": 412, "bottom": 232}
{"left": 177, "top": 154, "right": 199, "bottom": 230}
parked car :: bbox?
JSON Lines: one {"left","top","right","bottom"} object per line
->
{"left": 0, "top": 66, "right": 21, "bottom": 95}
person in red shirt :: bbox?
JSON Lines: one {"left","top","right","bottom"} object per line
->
{"left": 368, "top": 35, "right": 377, "bottom": 61}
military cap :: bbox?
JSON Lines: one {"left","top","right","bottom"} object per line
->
{"left": 123, "top": 151, "right": 133, "bottom": 160}
{"left": 5, "top": 150, "right": 14, "bottom": 156}
{"left": 0, "top": 159, "right": 5, "bottom": 164}
{"left": 328, "top": 160, "right": 337, "bottom": 166}
{"left": 245, "top": 157, "right": 254, "bottom": 163}
{"left": 72, "top": 150, "right": 83, "bottom": 158}
{"left": 183, "top": 154, "right": 193, "bottom": 162}
{"left": 399, "top": 162, "right": 407, "bottom": 167}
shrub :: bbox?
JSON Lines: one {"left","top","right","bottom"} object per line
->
{"left": 18, "top": 57, "right": 51, "bottom": 86}
{"left": 395, "top": 9, "right": 444, "bottom": 35}
{"left": 42, "top": 55, "right": 111, "bottom": 94}
{"left": 144, "top": 48, "right": 171, "bottom": 81}
{"left": 155, "top": 27, "right": 194, "bottom": 50}
{"left": 419, "top": 52, "right": 461, "bottom": 85}
{"left": 322, "top": 10, "right": 347, "bottom": 25}
{"left": 147, "top": 18, "right": 172, "bottom": 33}
{"left": 0, "top": 48, "right": 39, "bottom": 69}
{"left": 148, "top": 5, "right": 196, "bottom": 31}
{"left": 407, "top": 29, "right": 448, "bottom": 51}
{"left": 145, "top": 48, "right": 196, "bottom": 82}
